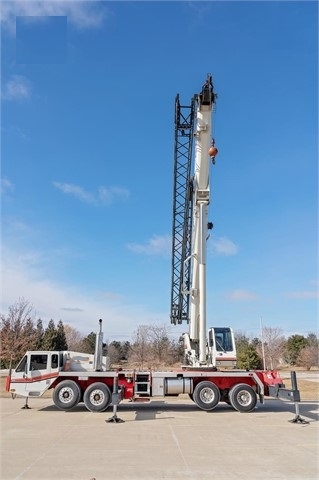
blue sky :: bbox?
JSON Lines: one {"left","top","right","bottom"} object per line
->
{"left": 1, "top": 1, "right": 318, "bottom": 342}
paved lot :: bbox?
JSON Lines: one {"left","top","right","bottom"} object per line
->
{"left": 1, "top": 395, "right": 318, "bottom": 480}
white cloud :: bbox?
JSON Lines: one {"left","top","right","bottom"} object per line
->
{"left": 2, "top": 75, "right": 31, "bottom": 101}
{"left": 53, "top": 182, "right": 130, "bottom": 206}
{"left": 98, "top": 186, "right": 130, "bottom": 205}
{"left": 211, "top": 236, "right": 239, "bottom": 256}
{"left": 1, "top": 177, "right": 14, "bottom": 195}
{"left": 60, "top": 307, "right": 84, "bottom": 312}
{"left": 127, "top": 234, "right": 171, "bottom": 257}
{"left": 226, "top": 289, "right": 258, "bottom": 301}
{"left": 53, "top": 181, "right": 96, "bottom": 203}
{"left": 0, "top": 246, "right": 166, "bottom": 339}
{"left": 0, "top": 0, "right": 108, "bottom": 34}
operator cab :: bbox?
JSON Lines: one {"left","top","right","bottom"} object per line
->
{"left": 208, "top": 327, "right": 237, "bottom": 368}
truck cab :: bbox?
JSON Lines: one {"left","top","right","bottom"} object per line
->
{"left": 9, "top": 351, "right": 63, "bottom": 398}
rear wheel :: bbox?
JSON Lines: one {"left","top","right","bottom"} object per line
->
{"left": 229, "top": 383, "right": 257, "bottom": 412}
{"left": 53, "top": 380, "right": 81, "bottom": 410}
{"left": 83, "top": 382, "right": 111, "bottom": 412}
{"left": 193, "top": 381, "right": 220, "bottom": 411}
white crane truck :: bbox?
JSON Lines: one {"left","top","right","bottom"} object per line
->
{"left": 6, "top": 76, "right": 300, "bottom": 414}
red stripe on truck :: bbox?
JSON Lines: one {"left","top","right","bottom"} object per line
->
{"left": 10, "top": 372, "right": 59, "bottom": 384}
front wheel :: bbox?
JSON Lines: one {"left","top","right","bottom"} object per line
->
{"left": 228, "top": 383, "right": 257, "bottom": 412}
{"left": 83, "top": 382, "right": 111, "bottom": 412}
{"left": 193, "top": 381, "right": 220, "bottom": 411}
{"left": 53, "top": 380, "right": 81, "bottom": 410}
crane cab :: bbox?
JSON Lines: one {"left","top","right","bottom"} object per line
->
{"left": 208, "top": 327, "right": 237, "bottom": 368}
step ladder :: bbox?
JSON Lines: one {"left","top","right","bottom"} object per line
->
{"left": 133, "top": 372, "right": 151, "bottom": 401}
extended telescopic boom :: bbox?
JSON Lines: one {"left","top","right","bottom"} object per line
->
{"left": 171, "top": 75, "right": 230, "bottom": 367}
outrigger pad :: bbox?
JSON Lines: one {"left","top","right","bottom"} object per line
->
{"left": 289, "top": 415, "right": 309, "bottom": 425}
{"left": 105, "top": 415, "right": 124, "bottom": 423}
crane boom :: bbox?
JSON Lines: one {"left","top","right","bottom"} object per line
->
{"left": 189, "top": 75, "right": 215, "bottom": 363}
{"left": 170, "top": 75, "right": 236, "bottom": 368}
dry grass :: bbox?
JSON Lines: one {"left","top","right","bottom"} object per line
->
{"left": 281, "top": 378, "right": 319, "bottom": 401}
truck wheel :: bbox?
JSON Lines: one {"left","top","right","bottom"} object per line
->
{"left": 193, "top": 381, "right": 220, "bottom": 411}
{"left": 83, "top": 382, "right": 111, "bottom": 412}
{"left": 229, "top": 383, "right": 257, "bottom": 412}
{"left": 53, "top": 380, "right": 81, "bottom": 410}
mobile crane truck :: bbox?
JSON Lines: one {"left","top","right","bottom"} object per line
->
{"left": 6, "top": 75, "right": 300, "bottom": 414}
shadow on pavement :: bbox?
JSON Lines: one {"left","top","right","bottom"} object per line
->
{"left": 35, "top": 398, "right": 319, "bottom": 423}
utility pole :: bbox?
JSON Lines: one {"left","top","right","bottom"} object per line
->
{"left": 260, "top": 316, "right": 266, "bottom": 370}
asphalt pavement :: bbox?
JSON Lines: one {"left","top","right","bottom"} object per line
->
{"left": 1, "top": 395, "right": 318, "bottom": 480}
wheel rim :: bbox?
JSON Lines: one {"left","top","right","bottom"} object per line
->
{"left": 199, "top": 387, "right": 216, "bottom": 404}
{"left": 236, "top": 390, "right": 252, "bottom": 407}
{"left": 89, "top": 389, "right": 105, "bottom": 406}
{"left": 59, "top": 387, "right": 75, "bottom": 404}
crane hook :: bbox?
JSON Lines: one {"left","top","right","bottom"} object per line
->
{"left": 208, "top": 138, "right": 218, "bottom": 160}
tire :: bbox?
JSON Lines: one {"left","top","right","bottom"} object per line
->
{"left": 83, "top": 382, "right": 111, "bottom": 412}
{"left": 193, "top": 381, "right": 220, "bottom": 411}
{"left": 228, "top": 383, "right": 257, "bottom": 413}
{"left": 53, "top": 380, "right": 81, "bottom": 410}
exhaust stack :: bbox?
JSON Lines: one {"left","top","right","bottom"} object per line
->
{"left": 94, "top": 319, "right": 104, "bottom": 371}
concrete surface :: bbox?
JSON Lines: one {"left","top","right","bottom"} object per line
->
{"left": 1, "top": 395, "right": 318, "bottom": 480}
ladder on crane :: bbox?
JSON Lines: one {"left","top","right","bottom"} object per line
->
{"left": 170, "top": 94, "right": 196, "bottom": 325}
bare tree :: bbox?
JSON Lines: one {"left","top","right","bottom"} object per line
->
{"left": 107, "top": 343, "right": 122, "bottom": 366}
{"left": 127, "top": 324, "right": 180, "bottom": 368}
{"left": 0, "top": 298, "right": 36, "bottom": 367}
{"left": 128, "top": 325, "right": 152, "bottom": 369}
{"left": 148, "top": 325, "right": 175, "bottom": 367}
{"left": 297, "top": 345, "right": 319, "bottom": 370}
{"left": 63, "top": 324, "right": 84, "bottom": 351}
{"left": 258, "top": 327, "right": 286, "bottom": 369}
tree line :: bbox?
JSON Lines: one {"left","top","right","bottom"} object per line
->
{"left": 0, "top": 299, "right": 183, "bottom": 369}
{"left": 1, "top": 299, "right": 318, "bottom": 370}
{"left": 234, "top": 328, "right": 318, "bottom": 370}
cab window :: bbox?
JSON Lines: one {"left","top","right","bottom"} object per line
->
{"left": 51, "top": 354, "right": 59, "bottom": 369}
{"left": 15, "top": 355, "right": 27, "bottom": 373}
{"left": 59, "top": 353, "right": 64, "bottom": 369}
{"left": 30, "top": 354, "right": 48, "bottom": 371}
{"left": 214, "top": 328, "right": 234, "bottom": 352}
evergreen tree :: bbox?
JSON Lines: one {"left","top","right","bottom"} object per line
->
{"left": 81, "top": 332, "right": 96, "bottom": 354}
{"left": 234, "top": 331, "right": 250, "bottom": 351}
{"left": 23, "top": 317, "right": 37, "bottom": 350}
{"left": 286, "top": 334, "right": 308, "bottom": 365}
{"left": 237, "top": 343, "right": 262, "bottom": 370}
{"left": 35, "top": 319, "right": 45, "bottom": 349}
{"left": 121, "top": 341, "right": 131, "bottom": 360}
{"left": 42, "top": 319, "right": 58, "bottom": 350}
{"left": 56, "top": 320, "right": 68, "bottom": 350}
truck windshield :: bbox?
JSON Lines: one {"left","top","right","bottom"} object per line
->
{"left": 15, "top": 355, "right": 27, "bottom": 373}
